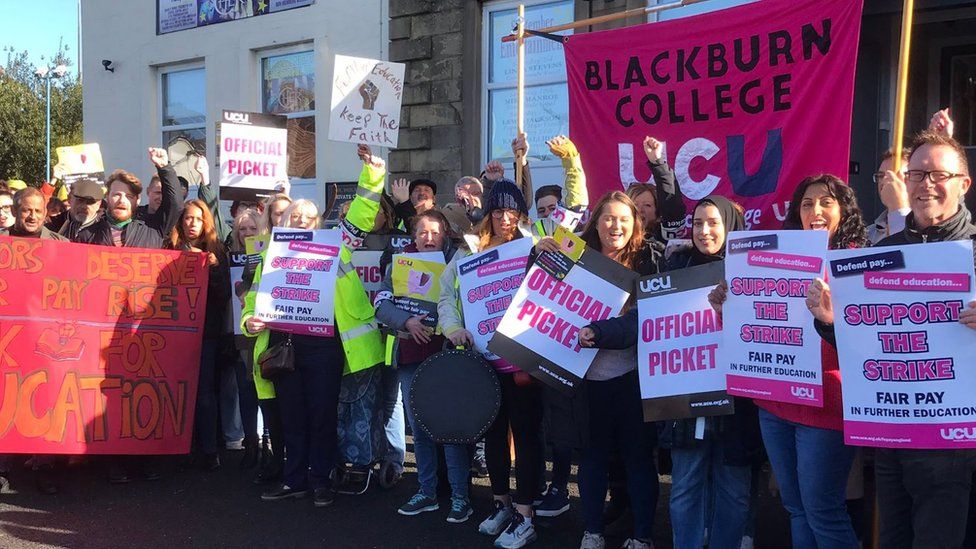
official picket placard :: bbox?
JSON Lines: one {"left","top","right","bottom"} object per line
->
{"left": 457, "top": 238, "right": 533, "bottom": 364}
{"left": 0, "top": 237, "right": 208, "bottom": 454}
{"left": 218, "top": 110, "right": 289, "bottom": 201}
{"left": 490, "top": 228, "right": 634, "bottom": 393}
{"left": 723, "top": 230, "right": 828, "bottom": 406}
{"left": 329, "top": 55, "right": 405, "bottom": 148}
{"left": 55, "top": 143, "right": 104, "bottom": 187}
{"left": 828, "top": 241, "right": 976, "bottom": 448}
{"left": 392, "top": 252, "right": 446, "bottom": 328}
{"left": 563, "top": 0, "right": 863, "bottom": 229}
{"left": 254, "top": 228, "right": 341, "bottom": 337}
{"left": 351, "top": 233, "right": 413, "bottom": 303}
{"left": 638, "top": 262, "right": 733, "bottom": 421}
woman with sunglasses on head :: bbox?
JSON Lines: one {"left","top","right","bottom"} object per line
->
{"left": 438, "top": 179, "right": 545, "bottom": 549}
{"left": 710, "top": 174, "right": 868, "bottom": 549}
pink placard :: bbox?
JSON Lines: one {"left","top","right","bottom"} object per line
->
{"left": 747, "top": 251, "right": 823, "bottom": 273}
{"left": 726, "top": 374, "right": 823, "bottom": 407}
{"left": 863, "top": 271, "right": 971, "bottom": 292}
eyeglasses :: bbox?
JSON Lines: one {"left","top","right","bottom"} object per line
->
{"left": 0, "top": 205, "right": 10, "bottom": 213}
{"left": 905, "top": 170, "right": 967, "bottom": 184}
{"left": 872, "top": 171, "right": 906, "bottom": 184}
{"left": 491, "top": 209, "right": 518, "bottom": 219}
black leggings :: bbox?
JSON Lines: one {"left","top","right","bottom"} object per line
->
{"left": 258, "top": 398, "right": 285, "bottom": 472}
{"left": 485, "top": 373, "right": 545, "bottom": 507}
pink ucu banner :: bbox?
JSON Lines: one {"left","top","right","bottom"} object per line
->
{"left": 563, "top": 0, "right": 863, "bottom": 229}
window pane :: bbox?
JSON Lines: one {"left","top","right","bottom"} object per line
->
{"left": 162, "top": 69, "right": 206, "bottom": 126}
{"left": 287, "top": 116, "right": 316, "bottom": 179}
{"left": 489, "top": 1, "right": 574, "bottom": 84}
{"left": 950, "top": 54, "right": 976, "bottom": 147}
{"left": 488, "top": 84, "right": 569, "bottom": 163}
{"left": 658, "top": 0, "right": 757, "bottom": 21}
{"left": 262, "top": 51, "right": 315, "bottom": 115}
{"left": 163, "top": 127, "right": 207, "bottom": 157}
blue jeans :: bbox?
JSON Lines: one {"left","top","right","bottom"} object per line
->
{"left": 579, "top": 371, "right": 659, "bottom": 539}
{"left": 381, "top": 365, "right": 405, "bottom": 467}
{"left": 194, "top": 339, "right": 219, "bottom": 455}
{"left": 670, "top": 442, "right": 751, "bottom": 549}
{"left": 759, "top": 409, "right": 858, "bottom": 549}
{"left": 274, "top": 337, "right": 343, "bottom": 491}
{"left": 399, "top": 362, "right": 469, "bottom": 499}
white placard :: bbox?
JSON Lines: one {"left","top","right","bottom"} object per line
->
{"left": 218, "top": 110, "right": 288, "bottom": 201}
{"left": 329, "top": 55, "right": 406, "bottom": 148}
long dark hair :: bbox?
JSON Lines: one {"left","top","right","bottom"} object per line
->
{"left": 782, "top": 174, "right": 868, "bottom": 250}
{"left": 167, "top": 199, "right": 224, "bottom": 256}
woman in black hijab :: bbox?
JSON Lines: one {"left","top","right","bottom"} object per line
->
{"left": 661, "top": 195, "right": 761, "bottom": 549}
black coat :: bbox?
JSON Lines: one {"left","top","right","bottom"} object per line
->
{"left": 543, "top": 244, "right": 663, "bottom": 449}
{"left": 75, "top": 165, "right": 182, "bottom": 249}
{"left": 201, "top": 249, "right": 231, "bottom": 340}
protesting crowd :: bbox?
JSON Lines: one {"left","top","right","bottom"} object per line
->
{"left": 0, "top": 102, "right": 972, "bottom": 549}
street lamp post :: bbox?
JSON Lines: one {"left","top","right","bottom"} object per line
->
{"left": 35, "top": 64, "right": 68, "bottom": 183}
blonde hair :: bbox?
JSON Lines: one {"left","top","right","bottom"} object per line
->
{"left": 281, "top": 199, "right": 321, "bottom": 229}
{"left": 261, "top": 193, "right": 292, "bottom": 233}
{"left": 231, "top": 209, "right": 265, "bottom": 251}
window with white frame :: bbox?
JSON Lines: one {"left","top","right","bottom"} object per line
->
{"left": 261, "top": 49, "right": 316, "bottom": 184}
{"left": 482, "top": 0, "right": 574, "bottom": 186}
{"left": 161, "top": 67, "right": 206, "bottom": 155}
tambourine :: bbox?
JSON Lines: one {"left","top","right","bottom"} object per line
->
{"left": 409, "top": 349, "right": 501, "bottom": 444}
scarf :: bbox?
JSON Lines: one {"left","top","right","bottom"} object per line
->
{"left": 689, "top": 194, "right": 745, "bottom": 265}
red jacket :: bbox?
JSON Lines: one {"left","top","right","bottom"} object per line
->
{"left": 756, "top": 340, "right": 844, "bottom": 431}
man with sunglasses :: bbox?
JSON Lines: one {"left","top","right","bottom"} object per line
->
{"left": 58, "top": 178, "right": 105, "bottom": 241}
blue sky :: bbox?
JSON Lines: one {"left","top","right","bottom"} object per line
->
{"left": 1, "top": 0, "right": 80, "bottom": 73}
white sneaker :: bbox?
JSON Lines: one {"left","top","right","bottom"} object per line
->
{"left": 620, "top": 539, "right": 653, "bottom": 549}
{"left": 493, "top": 513, "right": 537, "bottom": 549}
{"left": 479, "top": 500, "right": 514, "bottom": 536}
{"left": 580, "top": 531, "right": 605, "bottom": 549}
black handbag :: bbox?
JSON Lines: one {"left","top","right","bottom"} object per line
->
{"left": 258, "top": 335, "right": 294, "bottom": 380}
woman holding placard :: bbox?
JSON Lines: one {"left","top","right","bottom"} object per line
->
{"left": 165, "top": 199, "right": 231, "bottom": 471}
{"left": 710, "top": 175, "right": 868, "bottom": 549}
{"left": 374, "top": 210, "right": 474, "bottom": 522}
{"left": 241, "top": 150, "right": 386, "bottom": 509}
{"left": 438, "top": 180, "right": 545, "bottom": 549}
{"left": 562, "top": 191, "right": 660, "bottom": 549}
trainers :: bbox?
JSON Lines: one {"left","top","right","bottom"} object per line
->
{"left": 313, "top": 487, "right": 335, "bottom": 508}
{"left": 621, "top": 539, "right": 653, "bottom": 549}
{"left": 493, "top": 513, "right": 537, "bottom": 549}
{"left": 535, "top": 485, "right": 570, "bottom": 517}
{"left": 446, "top": 496, "right": 473, "bottom": 523}
{"left": 397, "top": 492, "right": 439, "bottom": 516}
{"left": 471, "top": 454, "right": 489, "bottom": 478}
{"left": 479, "top": 500, "right": 514, "bottom": 536}
{"left": 580, "top": 532, "right": 605, "bottom": 549}
{"left": 261, "top": 484, "right": 307, "bottom": 501}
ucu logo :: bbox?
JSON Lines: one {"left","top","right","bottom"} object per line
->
{"left": 639, "top": 276, "right": 672, "bottom": 294}
{"left": 307, "top": 326, "right": 329, "bottom": 335}
{"left": 790, "top": 386, "right": 816, "bottom": 400}
{"left": 940, "top": 427, "right": 976, "bottom": 441}
{"left": 224, "top": 111, "right": 251, "bottom": 124}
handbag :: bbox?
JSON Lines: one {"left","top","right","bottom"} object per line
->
{"left": 258, "top": 335, "right": 295, "bottom": 380}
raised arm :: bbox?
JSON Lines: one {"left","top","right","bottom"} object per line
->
{"left": 148, "top": 147, "right": 183, "bottom": 236}
{"left": 547, "top": 135, "right": 588, "bottom": 211}
{"left": 644, "top": 136, "right": 687, "bottom": 240}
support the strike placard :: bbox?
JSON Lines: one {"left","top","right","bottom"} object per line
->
{"left": 723, "top": 230, "right": 828, "bottom": 406}
{"left": 828, "top": 241, "right": 976, "bottom": 449}
{"left": 638, "top": 262, "right": 733, "bottom": 421}
{"left": 457, "top": 238, "right": 533, "bottom": 364}
{"left": 393, "top": 252, "right": 446, "bottom": 328}
{"left": 218, "top": 110, "right": 288, "bottom": 201}
{"left": 254, "top": 228, "right": 341, "bottom": 337}
{"left": 490, "top": 228, "right": 634, "bottom": 393}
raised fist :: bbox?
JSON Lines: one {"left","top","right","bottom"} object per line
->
{"left": 359, "top": 80, "right": 380, "bottom": 110}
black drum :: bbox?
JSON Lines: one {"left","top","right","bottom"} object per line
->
{"left": 409, "top": 349, "right": 501, "bottom": 445}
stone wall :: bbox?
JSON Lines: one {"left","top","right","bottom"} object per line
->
{"left": 388, "top": 0, "right": 467, "bottom": 190}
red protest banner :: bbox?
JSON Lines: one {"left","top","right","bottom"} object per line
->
{"left": 0, "top": 237, "right": 208, "bottom": 454}
{"left": 564, "top": 0, "right": 863, "bottom": 229}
